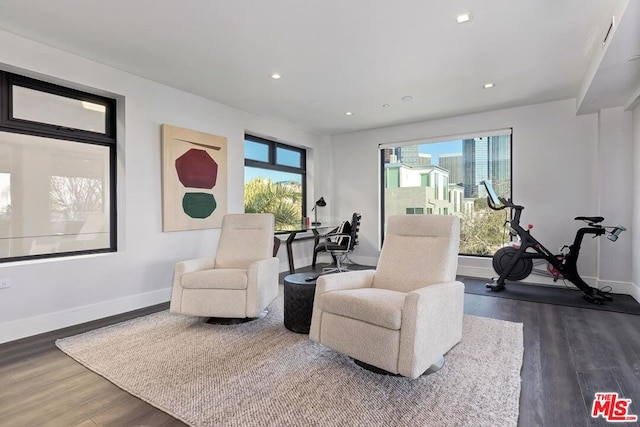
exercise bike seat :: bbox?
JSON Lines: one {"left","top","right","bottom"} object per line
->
{"left": 574, "top": 216, "right": 604, "bottom": 224}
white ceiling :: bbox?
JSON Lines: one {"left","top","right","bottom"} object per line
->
{"left": 0, "top": 0, "right": 638, "bottom": 135}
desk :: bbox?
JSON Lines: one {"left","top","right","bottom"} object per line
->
{"left": 276, "top": 223, "right": 336, "bottom": 274}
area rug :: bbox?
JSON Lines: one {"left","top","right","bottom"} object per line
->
{"left": 56, "top": 295, "right": 524, "bottom": 427}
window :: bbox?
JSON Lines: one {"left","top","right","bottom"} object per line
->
{"left": 244, "top": 134, "right": 306, "bottom": 230}
{"left": 0, "top": 71, "right": 117, "bottom": 262}
{"left": 381, "top": 129, "right": 512, "bottom": 256}
{"left": 406, "top": 207, "right": 424, "bottom": 215}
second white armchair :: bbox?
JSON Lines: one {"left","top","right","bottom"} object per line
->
{"left": 309, "top": 214, "right": 464, "bottom": 379}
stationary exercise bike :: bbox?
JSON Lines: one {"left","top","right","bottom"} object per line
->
{"left": 481, "top": 180, "right": 627, "bottom": 304}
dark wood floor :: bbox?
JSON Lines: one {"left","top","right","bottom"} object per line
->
{"left": 1, "top": 265, "right": 639, "bottom": 427}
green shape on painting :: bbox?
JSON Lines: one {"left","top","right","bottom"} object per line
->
{"left": 182, "top": 192, "right": 217, "bottom": 218}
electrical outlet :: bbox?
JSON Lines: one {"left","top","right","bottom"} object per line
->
{"left": 0, "top": 278, "right": 10, "bottom": 289}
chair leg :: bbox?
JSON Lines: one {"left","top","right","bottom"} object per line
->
{"left": 425, "top": 355, "right": 445, "bottom": 374}
{"left": 321, "top": 252, "right": 349, "bottom": 274}
{"left": 312, "top": 249, "right": 318, "bottom": 269}
{"left": 343, "top": 252, "right": 359, "bottom": 266}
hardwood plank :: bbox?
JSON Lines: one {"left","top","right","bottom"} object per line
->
{"left": 0, "top": 373, "right": 15, "bottom": 388}
{"left": 513, "top": 300, "right": 544, "bottom": 427}
{"left": 538, "top": 303, "right": 589, "bottom": 427}
{"left": 90, "top": 396, "right": 187, "bottom": 427}
{"left": 609, "top": 366, "right": 640, "bottom": 421}
{"left": 39, "top": 383, "right": 133, "bottom": 427}
{"left": 575, "top": 368, "right": 626, "bottom": 427}
{"left": 0, "top": 349, "right": 83, "bottom": 384}
{"left": 0, "top": 353, "right": 88, "bottom": 401}
{"left": 562, "top": 306, "right": 640, "bottom": 422}
{"left": 0, "top": 369, "right": 90, "bottom": 420}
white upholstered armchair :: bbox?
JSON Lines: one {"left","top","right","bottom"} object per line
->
{"left": 309, "top": 214, "right": 464, "bottom": 379}
{"left": 170, "top": 213, "right": 279, "bottom": 320}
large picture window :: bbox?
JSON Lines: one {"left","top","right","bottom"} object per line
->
{"left": 0, "top": 71, "right": 117, "bottom": 262}
{"left": 381, "top": 129, "right": 511, "bottom": 256}
{"left": 244, "top": 135, "right": 306, "bottom": 230}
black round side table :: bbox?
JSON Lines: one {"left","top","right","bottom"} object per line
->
{"left": 283, "top": 273, "right": 318, "bottom": 333}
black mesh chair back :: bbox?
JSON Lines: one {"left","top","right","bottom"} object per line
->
{"left": 349, "top": 212, "right": 361, "bottom": 251}
{"left": 312, "top": 212, "right": 361, "bottom": 273}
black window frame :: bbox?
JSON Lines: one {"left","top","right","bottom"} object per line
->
{"left": 0, "top": 70, "right": 117, "bottom": 263}
{"left": 244, "top": 134, "right": 307, "bottom": 217}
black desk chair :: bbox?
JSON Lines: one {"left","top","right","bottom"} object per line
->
{"left": 312, "top": 212, "right": 361, "bottom": 273}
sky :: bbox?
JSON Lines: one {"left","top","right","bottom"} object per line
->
{"left": 418, "top": 140, "right": 463, "bottom": 166}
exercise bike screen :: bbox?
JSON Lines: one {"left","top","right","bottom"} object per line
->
{"left": 482, "top": 180, "right": 503, "bottom": 207}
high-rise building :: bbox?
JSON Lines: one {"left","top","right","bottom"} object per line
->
{"left": 439, "top": 153, "right": 463, "bottom": 184}
{"left": 417, "top": 153, "right": 432, "bottom": 166}
{"left": 463, "top": 136, "right": 510, "bottom": 198}
{"left": 398, "top": 145, "right": 419, "bottom": 165}
{"left": 383, "top": 146, "right": 431, "bottom": 166}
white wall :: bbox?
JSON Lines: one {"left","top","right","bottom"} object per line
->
{"left": 633, "top": 104, "right": 640, "bottom": 301}
{"left": 330, "top": 99, "right": 635, "bottom": 294}
{"left": 597, "top": 108, "right": 633, "bottom": 290}
{"left": 0, "top": 30, "right": 328, "bottom": 343}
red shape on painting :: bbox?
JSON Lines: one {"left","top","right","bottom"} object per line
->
{"left": 175, "top": 149, "right": 218, "bottom": 189}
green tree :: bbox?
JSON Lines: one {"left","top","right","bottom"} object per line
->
{"left": 244, "top": 178, "right": 302, "bottom": 229}
{"left": 459, "top": 198, "right": 509, "bottom": 255}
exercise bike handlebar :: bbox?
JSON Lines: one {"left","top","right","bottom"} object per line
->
{"left": 481, "top": 180, "right": 523, "bottom": 211}
{"left": 607, "top": 225, "right": 627, "bottom": 241}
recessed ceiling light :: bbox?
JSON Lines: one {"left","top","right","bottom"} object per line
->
{"left": 383, "top": 104, "right": 391, "bottom": 108}
{"left": 345, "top": 111, "right": 353, "bottom": 116}
{"left": 456, "top": 13, "right": 472, "bottom": 24}
{"left": 483, "top": 83, "right": 495, "bottom": 89}
{"left": 270, "top": 73, "right": 282, "bottom": 79}
{"left": 401, "top": 96, "right": 413, "bottom": 101}
{"left": 627, "top": 54, "right": 640, "bottom": 62}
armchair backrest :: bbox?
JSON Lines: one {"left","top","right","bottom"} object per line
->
{"left": 214, "top": 213, "right": 275, "bottom": 269}
{"left": 373, "top": 215, "right": 460, "bottom": 293}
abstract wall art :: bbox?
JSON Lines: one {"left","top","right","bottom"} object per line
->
{"left": 161, "top": 124, "right": 227, "bottom": 231}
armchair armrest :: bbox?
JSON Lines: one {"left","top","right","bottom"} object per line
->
{"left": 170, "top": 258, "right": 217, "bottom": 314}
{"left": 398, "top": 280, "right": 465, "bottom": 379}
{"left": 315, "top": 269, "right": 376, "bottom": 295}
{"left": 309, "top": 269, "right": 376, "bottom": 341}
{"left": 174, "top": 258, "right": 217, "bottom": 276}
{"left": 246, "top": 257, "right": 280, "bottom": 317}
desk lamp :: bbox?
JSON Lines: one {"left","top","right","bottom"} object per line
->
{"left": 311, "top": 197, "right": 326, "bottom": 226}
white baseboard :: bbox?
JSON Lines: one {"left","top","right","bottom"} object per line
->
{"left": 0, "top": 288, "right": 172, "bottom": 344}
{"left": 631, "top": 284, "right": 640, "bottom": 303}
{"left": 457, "top": 265, "right": 494, "bottom": 280}
{"left": 597, "top": 280, "right": 639, "bottom": 301}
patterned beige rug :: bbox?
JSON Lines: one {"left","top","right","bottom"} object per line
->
{"left": 56, "top": 294, "right": 523, "bottom": 427}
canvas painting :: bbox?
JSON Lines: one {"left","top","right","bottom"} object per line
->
{"left": 161, "top": 124, "right": 227, "bottom": 231}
